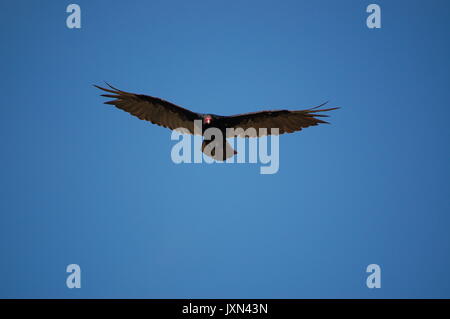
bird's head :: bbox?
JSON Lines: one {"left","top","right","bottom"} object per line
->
{"left": 203, "top": 115, "right": 213, "bottom": 125}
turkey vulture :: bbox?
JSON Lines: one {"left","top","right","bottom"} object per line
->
{"left": 95, "top": 83, "right": 339, "bottom": 160}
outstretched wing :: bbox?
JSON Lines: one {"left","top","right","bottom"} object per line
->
{"left": 95, "top": 83, "right": 202, "bottom": 135}
{"left": 222, "top": 102, "right": 339, "bottom": 137}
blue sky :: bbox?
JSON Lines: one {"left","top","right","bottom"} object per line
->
{"left": 0, "top": 0, "right": 449, "bottom": 298}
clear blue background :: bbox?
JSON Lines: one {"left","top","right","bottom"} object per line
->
{"left": 1, "top": 0, "right": 449, "bottom": 298}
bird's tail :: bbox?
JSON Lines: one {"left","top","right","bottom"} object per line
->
{"left": 202, "top": 139, "right": 237, "bottom": 161}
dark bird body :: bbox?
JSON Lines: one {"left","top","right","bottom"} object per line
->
{"left": 95, "top": 83, "right": 339, "bottom": 160}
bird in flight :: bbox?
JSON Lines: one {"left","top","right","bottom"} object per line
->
{"left": 95, "top": 83, "right": 339, "bottom": 160}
